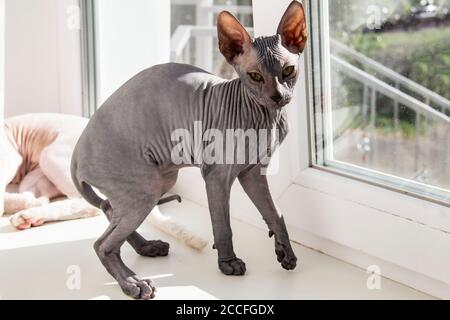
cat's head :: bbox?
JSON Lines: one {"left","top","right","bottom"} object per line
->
{"left": 217, "top": 1, "right": 307, "bottom": 109}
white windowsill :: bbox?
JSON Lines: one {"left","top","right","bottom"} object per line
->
{"left": 172, "top": 165, "right": 450, "bottom": 299}
{"left": 293, "top": 167, "right": 450, "bottom": 233}
{"left": 168, "top": 0, "right": 450, "bottom": 300}
{"left": 274, "top": 166, "right": 450, "bottom": 298}
{"left": 0, "top": 198, "right": 434, "bottom": 299}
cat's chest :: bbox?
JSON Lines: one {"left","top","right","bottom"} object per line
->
{"left": 249, "top": 112, "right": 289, "bottom": 165}
{"left": 271, "top": 108, "right": 289, "bottom": 145}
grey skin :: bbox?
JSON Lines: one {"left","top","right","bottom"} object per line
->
{"left": 71, "top": 1, "right": 307, "bottom": 300}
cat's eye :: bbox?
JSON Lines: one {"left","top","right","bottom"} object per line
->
{"left": 248, "top": 72, "right": 264, "bottom": 83}
{"left": 282, "top": 65, "right": 295, "bottom": 78}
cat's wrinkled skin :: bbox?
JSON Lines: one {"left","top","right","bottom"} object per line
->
{"left": 71, "top": 1, "right": 307, "bottom": 300}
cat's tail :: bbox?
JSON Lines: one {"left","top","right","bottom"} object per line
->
{"left": 147, "top": 206, "right": 208, "bottom": 251}
{"left": 70, "top": 162, "right": 104, "bottom": 210}
{"left": 71, "top": 161, "right": 207, "bottom": 250}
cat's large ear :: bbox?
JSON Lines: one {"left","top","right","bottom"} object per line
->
{"left": 277, "top": 1, "right": 308, "bottom": 54}
{"left": 217, "top": 11, "right": 252, "bottom": 64}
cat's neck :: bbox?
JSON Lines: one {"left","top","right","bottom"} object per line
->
{"left": 230, "top": 77, "right": 289, "bottom": 145}
{"left": 212, "top": 77, "right": 286, "bottom": 127}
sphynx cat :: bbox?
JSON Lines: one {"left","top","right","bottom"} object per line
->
{"left": 71, "top": 1, "right": 307, "bottom": 299}
{"left": 0, "top": 113, "right": 100, "bottom": 229}
{"left": 0, "top": 114, "right": 204, "bottom": 250}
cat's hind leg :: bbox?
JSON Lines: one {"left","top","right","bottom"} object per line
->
{"left": 93, "top": 167, "right": 167, "bottom": 299}
{"left": 18, "top": 167, "right": 61, "bottom": 199}
{"left": 4, "top": 168, "right": 53, "bottom": 216}
{"left": 100, "top": 199, "right": 169, "bottom": 258}
{"left": 39, "top": 140, "right": 80, "bottom": 198}
{"left": 98, "top": 170, "right": 179, "bottom": 257}
{"left": 10, "top": 167, "right": 99, "bottom": 230}
{"left": 3, "top": 192, "right": 48, "bottom": 216}
{"left": 0, "top": 146, "right": 48, "bottom": 216}
{"left": 9, "top": 167, "right": 61, "bottom": 229}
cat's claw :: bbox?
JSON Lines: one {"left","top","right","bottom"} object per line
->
{"left": 219, "top": 257, "right": 246, "bottom": 275}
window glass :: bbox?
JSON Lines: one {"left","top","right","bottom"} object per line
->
{"left": 310, "top": 0, "right": 450, "bottom": 203}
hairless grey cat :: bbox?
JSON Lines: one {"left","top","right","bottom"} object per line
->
{"left": 71, "top": 1, "right": 307, "bottom": 300}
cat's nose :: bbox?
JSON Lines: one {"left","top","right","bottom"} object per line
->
{"left": 270, "top": 94, "right": 283, "bottom": 103}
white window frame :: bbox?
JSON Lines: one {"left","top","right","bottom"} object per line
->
{"left": 306, "top": 0, "right": 450, "bottom": 207}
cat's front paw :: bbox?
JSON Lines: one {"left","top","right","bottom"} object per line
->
{"left": 119, "top": 276, "right": 156, "bottom": 300}
{"left": 275, "top": 241, "right": 297, "bottom": 270}
{"left": 218, "top": 257, "right": 246, "bottom": 275}
{"left": 10, "top": 208, "right": 45, "bottom": 230}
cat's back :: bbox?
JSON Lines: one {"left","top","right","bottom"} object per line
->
{"left": 146, "top": 62, "right": 221, "bottom": 84}
{"left": 76, "top": 63, "right": 223, "bottom": 163}
{"left": 116, "top": 62, "right": 222, "bottom": 100}
{"left": 137, "top": 62, "right": 224, "bottom": 99}
{"left": 93, "top": 62, "right": 223, "bottom": 121}
{"left": 93, "top": 62, "right": 223, "bottom": 119}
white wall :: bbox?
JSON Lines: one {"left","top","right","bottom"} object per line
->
{"left": 1, "top": 0, "right": 6, "bottom": 213}
{"left": 4, "top": 0, "right": 171, "bottom": 117}
{"left": 4, "top": 0, "right": 82, "bottom": 117}
{"left": 94, "top": 0, "right": 170, "bottom": 106}
{"left": 0, "top": 0, "right": 4, "bottom": 120}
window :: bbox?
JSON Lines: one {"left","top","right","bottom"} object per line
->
{"left": 307, "top": 0, "right": 450, "bottom": 204}
{"left": 170, "top": 0, "right": 253, "bottom": 78}
{"left": 80, "top": 0, "right": 253, "bottom": 116}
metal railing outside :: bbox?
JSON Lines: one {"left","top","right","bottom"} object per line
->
{"left": 330, "top": 39, "right": 450, "bottom": 179}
